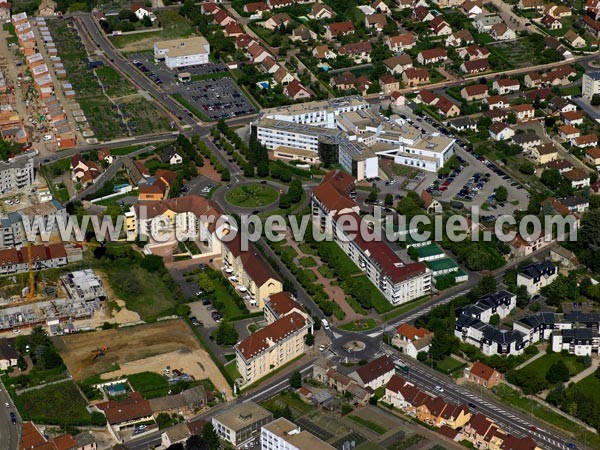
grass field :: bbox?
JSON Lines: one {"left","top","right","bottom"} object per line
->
{"left": 339, "top": 318, "right": 377, "bottom": 331}
{"left": 224, "top": 361, "right": 242, "bottom": 381}
{"left": 225, "top": 185, "right": 279, "bottom": 208}
{"left": 518, "top": 353, "right": 587, "bottom": 378}
{"left": 435, "top": 356, "right": 465, "bottom": 375}
{"left": 210, "top": 276, "right": 247, "bottom": 320}
{"left": 111, "top": 11, "right": 196, "bottom": 50}
{"left": 128, "top": 371, "right": 170, "bottom": 399}
{"left": 348, "top": 415, "right": 387, "bottom": 434}
{"left": 574, "top": 374, "right": 600, "bottom": 404}
{"left": 16, "top": 381, "right": 92, "bottom": 425}
{"left": 299, "top": 256, "right": 317, "bottom": 268}
{"left": 102, "top": 264, "right": 178, "bottom": 320}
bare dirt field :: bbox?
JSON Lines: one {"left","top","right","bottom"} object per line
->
{"left": 52, "top": 320, "right": 231, "bottom": 397}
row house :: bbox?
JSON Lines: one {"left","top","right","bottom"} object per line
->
{"left": 524, "top": 65, "right": 576, "bottom": 88}
{"left": 459, "top": 290, "right": 516, "bottom": 323}
{"left": 454, "top": 314, "right": 528, "bottom": 356}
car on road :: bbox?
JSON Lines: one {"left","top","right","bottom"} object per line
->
{"left": 529, "top": 426, "right": 537, "bottom": 431}
{"left": 4, "top": 402, "right": 9, "bottom": 408}
{"left": 319, "top": 345, "right": 326, "bottom": 352}
{"left": 435, "top": 385, "right": 444, "bottom": 393}
{"left": 468, "top": 402, "right": 477, "bottom": 409}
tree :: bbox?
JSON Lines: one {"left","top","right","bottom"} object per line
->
{"left": 186, "top": 436, "right": 210, "bottom": 450}
{"left": 494, "top": 186, "right": 508, "bottom": 202}
{"left": 546, "top": 360, "right": 570, "bottom": 384}
{"left": 290, "top": 371, "right": 302, "bottom": 388}
{"left": 304, "top": 333, "right": 315, "bottom": 347}
{"left": 202, "top": 423, "right": 220, "bottom": 450}
{"left": 142, "top": 14, "right": 152, "bottom": 27}
{"left": 213, "top": 321, "right": 239, "bottom": 346}
{"left": 519, "top": 161, "right": 535, "bottom": 175}
{"left": 541, "top": 168, "right": 562, "bottom": 190}
{"left": 489, "top": 314, "right": 500, "bottom": 326}
{"left": 367, "top": 189, "right": 378, "bottom": 203}
{"left": 220, "top": 168, "right": 230, "bottom": 182}
{"left": 384, "top": 193, "right": 394, "bottom": 207}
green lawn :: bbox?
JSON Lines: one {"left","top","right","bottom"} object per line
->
{"left": 518, "top": 353, "right": 587, "bottom": 378}
{"left": 16, "top": 381, "right": 93, "bottom": 426}
{"left": 348, "top": 415, "right": 387, "bottom": 434}
{"left": 435, "top": 356, "right": 465, "bottom": 375}
{"left": 111, "top": 10, "right": 196, "bottom": 49}
{"left": 299, "top": 256, "right": 317, "bottom": 268}
{"left": 339, "top": 318, "right": 377, "bottom": 331}
{"left": 128, "top": 371, "right": 170, "bottom": 399}
{"left": 208, "top": 275, "right": 247, "bottom": 320}
{"left": 574, "top": 374, "right": 600, "bottom": 404}
{"left": 225, "top": 185, "right": 279, "bottom": 208}
{"left": 298, "top": 243, "right": 316, "bottom": 255}
{"left": 261, "top": 391, "right": 313, "bottom": 416}
{"left": 102, "top": 264, "right": 179, "bottom": 320}
{"left": 317, "top": 265, "right": 334, "bottom": 278}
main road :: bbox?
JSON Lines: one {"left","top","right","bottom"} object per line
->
{"left": 0, "top": 380, "right": 20, "bottom": 450}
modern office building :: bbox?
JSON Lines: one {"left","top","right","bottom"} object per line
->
{"left": 252, "top": 96, "right": 455, "bottom": 180}
{"left": 261, "top": 418, "right": 335, "bottom": 450}
{"left": 212, "top": 403, "right": 273, "bottom": 446}
{"left": 154, "top": 37, "right": 210, "bottom": 69}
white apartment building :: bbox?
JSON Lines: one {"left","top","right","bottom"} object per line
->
{"left": 552, "top": 329, "right": 599, "bottom": 356}
{"left": 213, "top": 403, "right": 273, "bottom": 446}
{"left": 454, "top": 315, "right": 527, "bottom": 356}
{"left": 0, "top": 154, "right": 34, "bottom": 195}
{"left": 516, "top": 260, "right": 558, "bottom": 295}
{"left": 261, "top": 418, "right": 335, "bottom": 450}
{"left": 252, "top": 97, "right": 455, "bottom": 179}
{"left": 154, "top": 37, "right": 210, "bottom": 69}
{"left": 459, "top": 290, "right": 516, "bottom": 323}
{"left": 582, "top": 72, "right": 600, "bottom": 100}
{"left": 312, "top": 171, "right": 432, "bottom": 305}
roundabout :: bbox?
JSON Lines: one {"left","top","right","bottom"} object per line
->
{"left": 225, "top": 184, "right": 279, "bottom": 208}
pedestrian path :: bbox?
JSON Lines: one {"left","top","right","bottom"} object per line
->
{"left": 569, "top": 357, "right": 600, "bottom": 384}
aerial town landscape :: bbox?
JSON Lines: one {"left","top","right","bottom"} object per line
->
{"left": 1, "top": 0, "right": 600, "bottom": 449}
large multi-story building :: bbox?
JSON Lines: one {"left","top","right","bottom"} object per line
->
{"left": 153, "top": 37, "right": 210, "bottom": 69}
{"left": 261, "top": 418, "right": 335, "bottom": 450}
{"left": 252, "top": 97, "right": 455, "bottom": 180}
{"left": 235, "top": 310, "right": 312, "bottom": 386}
{"left": 458, "top": 290, "right": 516, "bottom": 323}
{"left": 0, "top": 154, "right": 34, "bottom": 195}
{"left": 311, "top": 171, "right": 431, "bottom": 305}
{"left": 454, "top": 314, "right": 527, "bottom": 356}
{"left": 582, "top": 71, "right": 600, "bottom": 99}
{"left": 212, "top": 402, "right": 273, "bottom": 446}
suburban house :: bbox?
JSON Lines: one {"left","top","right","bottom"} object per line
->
{"left": 160, "top": 147, "right": 183, "bottom": 165}
{"left": 417, "top": 48, "right": 447, "bottom": 65}
{"left": 391, "top": 323, "right": 433, "bottom": 358}
{"left": 324, "top": 21, "right": 355, "bottom": 39}
{"left": 468, "top": 361, "right": 501, "bottom": 388}
{"left": 446, "top": 30, "right": 475, "bottom": 47}
{"left": 517, "top": 260, "right": 558, "bottom": 295}
{"left": 421, "top": 190, "right": 443, "bottom": 214}
{"left": 460, "top": 84, "right": 488, "bottom": 101}
{"left": 402, "top": 68, "right": 430, "bottom": 86}
{"left": 0, "top": 338, "right": 18, "bottom": 370}
{"left": 512, "top": 104, "right": 535, "bottom": 121}
{"left": 383, "top": 55, "right": 413, "bottom": 74}
{"left": 386, "top": 33, "right": 416, "bottom": 52}
{"left": 489, "top": 123, "right": 514, "bottom": 141}
{"left": 96, "top": 392, "right": 153, "bottom": 431}
{"left": 492, "top": 78, "right": 520, "bottom": 95}
{"left": 490, "top": 23, "right": 516, "bottom": 40}
{"left": 585, "top": 147, "right": 600, "bottom": 168}
{"left": 348, "top": 355, "right": 395, "bottom": 390}
{"left": 563, "top": 168, "right": 591, "bottom": 188}
{"left": 531, "top": 143, "right": 558, "bottom": 165}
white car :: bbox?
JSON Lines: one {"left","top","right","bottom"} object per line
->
{"left": 319, "top": 345, "right": 326, "bottom": 352}
{"left": 43, "top": 134, "right": 52, "bottom": 141}
{"left": 435, "top": 385, "right": 444, "bottom": 393}
{"left": 4, "top": 402, "right": 9, "bottom": 408}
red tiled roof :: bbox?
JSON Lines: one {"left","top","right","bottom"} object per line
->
{"left": 354, "top": 355, "right": 394, "bottom": 384}
{"left": 237, "top": 311, "right": 307, "bottom": 359}
{"left": 419, "top": 48, "right": 447, "bottom": 60}
{"left": 312, "top": 170, "right": 356, "bottom": 212}
{"left": 52, "top": 434, "right": 78, "bottom": 450}
{"left": 268, "top": 292, "right": 303, "bottom": 317}
{"left": 470, "top": 361, "right": 497, "bottom": 382}
{"left": 96, "top": 392, "right": 153, "bottom": 425}
{"left": 19, "top": 422, "right": 47, "bottom": 450}
{"left": 327, "top": 21, "right": 354, "bottom": 36}
{"left": 396, "top": 323, "right": 431, "bottom": 340}
{"left": 463, "top": 84, "right": 488, "bottom": 96}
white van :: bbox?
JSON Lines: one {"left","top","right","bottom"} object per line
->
{"left": 321, "top": 318, "right": 330, "bottom": 330}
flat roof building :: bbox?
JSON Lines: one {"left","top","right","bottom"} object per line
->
{"left": 261, "top": 418, "right": 335, "bottom": 450}
{"left": 213, "top": 402, "right": 273, "bottom": 446}
{"left": 154, "top": 36, "right": 210, "bottom": 69}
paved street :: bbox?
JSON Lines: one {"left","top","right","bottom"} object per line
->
{"left": 0, "top": 381, "right": 20, "bottom": 450}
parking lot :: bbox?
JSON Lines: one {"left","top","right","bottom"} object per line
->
{"left": 170, "top": 78, "right": 255, "bottom": 120}
{"left": 127, "top": 53, "right": 254, "bottom": 120}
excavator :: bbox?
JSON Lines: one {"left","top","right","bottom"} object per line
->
{"left": 91, "top": 345, "right": 109, "bottom": 362}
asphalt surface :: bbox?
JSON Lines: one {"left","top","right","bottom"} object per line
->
{"left": 389, "top": 352, "right": 575, "bottom": 450}
{"left": 0, "top": 381, "right": 20, "bottom": 450}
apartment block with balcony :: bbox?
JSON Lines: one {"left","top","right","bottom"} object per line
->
{"left": 0, "top": 154, "right": 34, "bottom": 195}
{"left": 311, "top": 171, "right": 431, "bottom": 305}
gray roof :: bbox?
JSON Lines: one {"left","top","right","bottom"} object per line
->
{"left": 519, "top": 260, "right": 555, "bottom": 279}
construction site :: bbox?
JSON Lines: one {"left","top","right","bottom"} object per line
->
{"left": 52, "top": 319, "right": 232, "bottom": 398}
{"left": 0, "top": 267, "right": 105, "bottom": 332}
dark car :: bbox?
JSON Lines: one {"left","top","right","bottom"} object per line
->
{"left": 468, "top": 403, "right": 477, "bottom": 409}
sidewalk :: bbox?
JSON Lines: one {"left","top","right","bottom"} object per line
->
{"left": 513, "top": 345, "right": 546, "bottom": 370}
{"left": 569, "top": 357, "right": 600, "bottom": 384}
